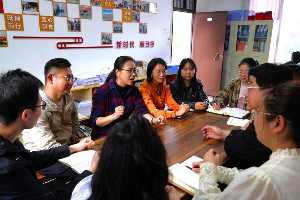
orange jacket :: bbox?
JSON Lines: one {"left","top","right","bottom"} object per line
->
{"left": 139, "top": 81, "right": 179, "bottom": 118}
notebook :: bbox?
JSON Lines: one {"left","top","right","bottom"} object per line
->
{"left": 206, "top": 107, "right": 250, "bottom": 119}
{"left": 58, "top": 150, "right": 95, "bottom": 174}
{"left": 168, "top": 156, "right": 202, "bottom": 196}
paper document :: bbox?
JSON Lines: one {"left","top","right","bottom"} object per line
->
{"left": 227, "top": 117, "right": 250, "bottom": 127}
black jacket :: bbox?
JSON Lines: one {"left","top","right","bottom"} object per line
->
{"left": 169, "top": 79, "right": 209, "bottom": 109}
{"left": 0, "top": 135, "right": 92, "bottom": 200}
{"left": 224, "top": 121, "right": 272, "bottom": 169}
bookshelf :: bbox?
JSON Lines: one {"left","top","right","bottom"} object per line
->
{"left": 221, "top": 20, "right": 279, "bottom": 89}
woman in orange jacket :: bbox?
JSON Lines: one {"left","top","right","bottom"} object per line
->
{"left": 139, "top": 58, "right": 190, "bottom": 118}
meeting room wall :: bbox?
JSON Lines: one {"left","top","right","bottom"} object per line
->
{"left": 196, "top": 0, "right": 243, "bottom": 12}
{"left": 0, "top": 0, "right": 172, "bottom": 84}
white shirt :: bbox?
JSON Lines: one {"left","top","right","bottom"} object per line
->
{"left": 71, "top": 174, "right": 93, "bottom": 200}
{"left": 193, "top": 148, "right": 300, "bottom": 200}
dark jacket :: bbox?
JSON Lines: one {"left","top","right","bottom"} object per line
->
{"left": 169, "top": 79, "right": 209, "bottom": 109}
{"left": 224, "top": 121, "right": 272, "bottom": 169}
{"left": 0, "top": 135, "right": 92, "bottom": 200}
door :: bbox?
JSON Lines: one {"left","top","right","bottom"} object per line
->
{"left": 192, "top": 11, "right": 227, "bottom": 96}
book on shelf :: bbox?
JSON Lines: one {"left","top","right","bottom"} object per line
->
{"left": 206, "top": 106, "right": 250, "bottom": 119}
{"left": 58, "top": 150, "right": 95, "bottom": 174}
{"left": 168, "top": 156, "right": 203, "bottom": 196}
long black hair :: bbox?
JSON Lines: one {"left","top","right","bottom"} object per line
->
{"left": 88, "top": 114, "right": 169, "bottom": 200}
{"left": 175, "top": 58, "right": 197, "bottom": 96}
{"left": 105, "top": 56, "right": 135, "bottom": 82}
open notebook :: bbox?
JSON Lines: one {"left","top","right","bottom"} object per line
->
{"left": 168, "top": 156, "right": 202, "bottom": 196}
{"left": 206, "top": 106, "right": 250, "bottom": 119}
{"left": 58, "top": 150, "right": 95, "bottom": 174}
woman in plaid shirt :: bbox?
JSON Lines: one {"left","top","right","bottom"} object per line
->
{"left": 211, "top": 57, "right": 259, "bottom": 110}
{"left": 90, "top": 56, "right": 166, "bottom": 140}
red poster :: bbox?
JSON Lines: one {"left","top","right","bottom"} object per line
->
{"left": 0, "top": 0, "right": 4, "bottom": 13}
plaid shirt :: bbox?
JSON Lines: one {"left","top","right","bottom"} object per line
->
{"left": 210, "top": 78, "right": 247, "bottom": 110}
{"left": 90, "top": 79, "right": 149, "bottom": 140}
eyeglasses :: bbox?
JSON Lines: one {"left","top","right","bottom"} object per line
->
{"left": 253, "top": 109, "right": 275, "bottom": 118}
{"left": 246, "top": 86, "right": 265, "bottom": 92}
{"left": 154, "top": 70, "right": 167, "bottom": 75}
{"left": 237, "top": 70, "right": 249, "bottom": 75}
{"left": 120, "top": 69, "right": 138, "bottom": 74}
{"left": 31, "top": 101, "right": 47, "bottom": 110}
{"left": 55, "top": 75, "right": 77, "bottom": 83}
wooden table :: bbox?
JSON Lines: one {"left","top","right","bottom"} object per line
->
{"left": 38, "top": 112, "right": 237, "bottom": 199}
{"left": 93, "top": 111, "right": 236, "bottom": 165}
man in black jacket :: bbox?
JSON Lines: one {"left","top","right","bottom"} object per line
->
{"left": 0, "top": 69, "right": 99, "bottom": 199}
{"left": 201, "top": 63, "right": 293, "bottom": 169}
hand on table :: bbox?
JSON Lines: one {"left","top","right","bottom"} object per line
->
{"left": 153, "top": 115, "right": 166, "bottom": 125}
{"left": 212, "top": 103, "right": 221, "bottom": 110}
{"left": 201, "top": 125, "right": 223, "bottom": 140}
{"left": 69, "top": 138, "right": 94, "bottom": 154}
{"left": 89, "top": 151, "right": 100, "bottom": 173}
{"left": 195, "top": 102, "right": 207, "bottom": 111}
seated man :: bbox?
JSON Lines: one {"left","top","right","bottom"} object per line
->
{"left": 0, "top": 69, "right": 98, "bottom": 199}
{"left": 202, "top": 63, "right": 293, "bottom": 169}
{"left": 22, "top": 58, "right": 80, "bottom": 151}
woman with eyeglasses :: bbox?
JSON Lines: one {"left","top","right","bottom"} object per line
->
{"left": 139, "top": 58, "right": 190, "bottom": 119}
{"left": 169, "top": 58, "right": 209, "bottom": 111}
{"left": 192, "top": 82, "right": 300, "bottom": 199}
{"left": 211, "top": 57, "right": 259, "bottom": 110}
{"left": 90, "top": 56, "right": 166, "bottom": 140}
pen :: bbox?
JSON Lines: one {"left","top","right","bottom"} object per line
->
{"left": 186, "top": 166, "right": 192, "bottom": 170}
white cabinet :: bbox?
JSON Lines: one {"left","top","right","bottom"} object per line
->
{"left": 221, "top": 20, "right": 279, "bottom": 89}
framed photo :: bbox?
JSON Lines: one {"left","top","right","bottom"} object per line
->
{"left": 68, "top": 17, "right": 81, "bottom": 32}
{"left": 22, "top": 0, "right": 39, "bottom": 15}
{"left": 132, "top": 11, "right": 140, "bottom": 22}
{"left": 53, "top": 2, "right": 67, "bottom": 17}
{"left": 133, "top": 0, "right": 141, "bottom": 11}
{"left": 0, "top": 30, "right": 8, "bottom": 47}
{"left": 91, "top": 0, "right": 101, "bottom": 7}
{"left": 80, "top": 5, "right": 92, "bottom": 19}
{"left": 114, "top": 0, "right": 123, "bottom": 9}
{"left": 101, "top": 32, "right": 112, "bottom": 45}
{"left": 141, "top": 1, "right": 149, "bottom": 12}
{"left": 113, "top": 21, "right": 122, "bottom": 33}
{"left": 124, "top": 0, "right": 132, "bottom": 10}
{"left": 149, "top": 2, "right": 157, "bottom": 14}
{"left": 102, "top": 8, "right": 113, "bottom": 21}
{"left": 139, "top": 23, "right": 147, "bottom": 34}
{"left": 67, "top": 0, "right": 79, "bottom": 4}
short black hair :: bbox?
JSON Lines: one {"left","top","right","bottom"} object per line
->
{"left": 248, "top": 63, "right": 293, "bottom": 88}
{"left": 0, "top": 69, "right": 43, "bottom": 126}
{"left": 146, "top": 58, "right": 167, "bottom": 82}
{"left": 44, "top": 58, "right": 71, "bottom": 83}
{"left": 288, "top": 64, "right": 300, "bottom": 81}
{"left": 238, "top": 57, "right": 259, "bottom": 68}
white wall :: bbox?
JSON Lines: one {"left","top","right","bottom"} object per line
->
{"left": 0, "top": 0, "right": 172, "bottom": 83}
{"left": 196, "top": 0, "right": 243, "bottom": 12}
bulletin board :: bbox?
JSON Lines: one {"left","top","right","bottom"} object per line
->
{"left": 0, "top": 0, "right": 172, "bottom": 83}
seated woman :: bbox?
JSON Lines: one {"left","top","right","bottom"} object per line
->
{"left": 139, "top": 58, "right": 190, "bottom": 118}
{"left": 169, "top": 58, "right": 209, "bottom": 111}
{"left": 90, "top": 56, "right": 165, "bottom": 140}
{"left": 212, "top": 57, "right": 259, "bottom": 110}
{"left": 72, "top": 115, "right": 180, "bottom": 200}
{"left": 192, "top": 82, "right": 300, "bottom": 199}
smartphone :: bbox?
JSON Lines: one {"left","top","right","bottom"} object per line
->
{"left": 175, "top": 113, "right": 188, "bottom": 119}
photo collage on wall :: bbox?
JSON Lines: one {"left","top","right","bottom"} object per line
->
{"left": 1, "top": 0, "right": 158, "bottom": 47}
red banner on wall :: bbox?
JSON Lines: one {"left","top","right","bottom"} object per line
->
{"left": 0, "top": 0, "right": 4, "bottom": 13}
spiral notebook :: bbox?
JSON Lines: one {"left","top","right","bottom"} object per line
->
{"left": 206, "top": 107, "right": 250, "bottom": 119}
{"left": 58, "top": 150, "right": 95, "bottom": 174}
{"left": 168, "top": 156, "right": 202, "bottom": 196}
